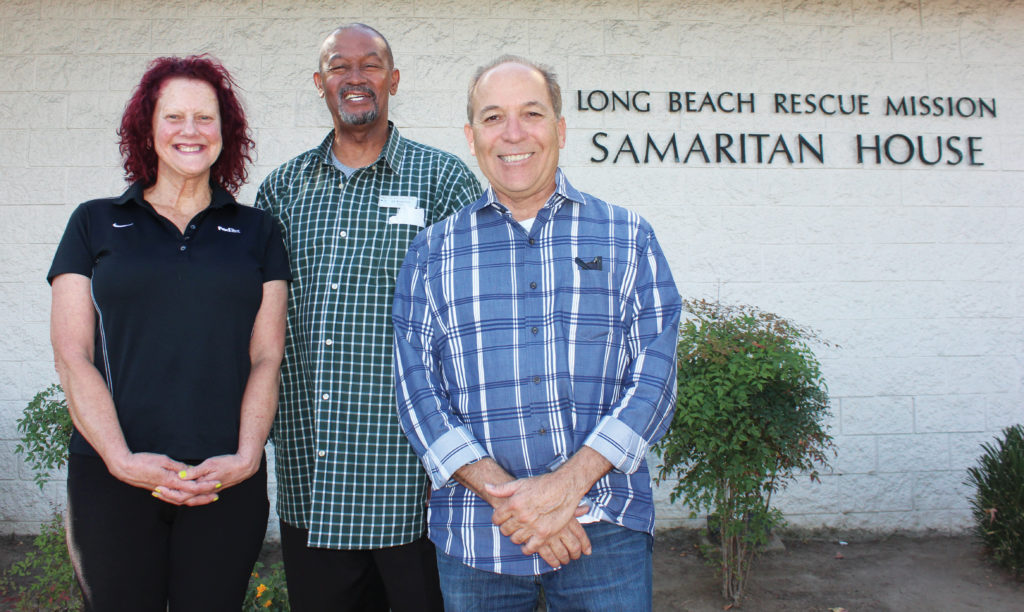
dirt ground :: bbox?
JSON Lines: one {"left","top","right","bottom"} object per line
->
{"left": 1, "top": 528, "right": 1021, "bottom": 611}
{"left": 651, "top": 528, "right": 1023, "bottom": 611}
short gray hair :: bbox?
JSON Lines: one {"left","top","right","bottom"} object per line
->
{"left": 466, "top": 55, "right": 561, "bottom": 123}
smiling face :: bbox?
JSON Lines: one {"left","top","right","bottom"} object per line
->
{"left": 314, "top": 27, "right": 399, "bottom": 129}
{"left": 465, "top": 62, "right": 566, "bottom": 216}
{"left": 151, "top": 77, "right": 222, "bottom": 185}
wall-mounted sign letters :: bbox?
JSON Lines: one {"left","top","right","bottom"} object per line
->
{"left": 579, "top": 90, "right": 996, "bottom": 167}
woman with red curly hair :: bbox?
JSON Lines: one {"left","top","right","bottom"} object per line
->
{"left": 48, "top": 55, "right": 290, "bottom": 611}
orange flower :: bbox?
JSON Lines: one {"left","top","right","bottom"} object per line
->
{"left": 263, "top": 599, "right": 273, "bottom": 608}
{"left": 256, "top": 584, "right": 267, "bottom": 598}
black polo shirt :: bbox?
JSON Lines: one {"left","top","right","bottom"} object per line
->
{"left": 48, "top": 182, "right": 292, "bottom": 461}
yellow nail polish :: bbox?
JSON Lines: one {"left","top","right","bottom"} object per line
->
{"left": 152, "top": 490, "right": 161, "bottom": 498}
{"left": 214, "top": 483, "right": 222, "bottom": 489}
{"left": 213, "top": 495, "right": 219, "bottom": 502}
{"left": 178, "top": 470, "right": 188, "bottom": 479}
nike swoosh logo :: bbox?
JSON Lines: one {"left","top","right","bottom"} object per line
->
{"left": 112, "top": 222, "right": 134, "bottom": 228}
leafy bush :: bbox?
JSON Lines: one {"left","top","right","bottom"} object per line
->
{"left": 246, "top": 561, "right": 290, "bottom": 610}
{"left": 966, "top": 424, "right": 1024, "bottom": 577}
{"left": 0, "top": 514, "right": 81, "bottom": 611}
{"left": 655, "top": 299, "right": 835, "bottom": 604}
{"left": 15, "top": 384, "right": 72, "bottom": 489}
{"left": 1, "top": 385, "right": 81, "bottom": 609}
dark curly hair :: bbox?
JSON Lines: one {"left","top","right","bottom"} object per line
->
{"left": 118, "top": 55, "right": 254, "bottom": 194}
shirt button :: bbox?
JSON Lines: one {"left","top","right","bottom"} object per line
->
{"left": 179, "top": 245, "right": 187, "bottom": 251}
{"left": 529, "top": 238, "right": 535, "bottom": 245}
{"left": 539, "top": 427, "right": 547, "bottom": 435}
{"left": 190, "top": 224, "right": 196, "bottom": 229}
{"left": 530, "top": 281, "right": 537, "bottom": 289}
{"left": 317, "top": 450, "right": 326, "bottom": 458}
{"left": 325, "top": 339, "right": 333, "bottom": 346}
{"left": 531, "top": 327, "right": 538, "bottom": 334}
{"left": 331, "top": 283, "right": 339, "bottom": 290}
{"left": 340, "top": 230, "right": 348, "bottom": 238}
{"left": 533, "top": 375, "right": 540, "bottom": 384}
{"left": 322, "top": 393, "right": 330, "bottom": 400}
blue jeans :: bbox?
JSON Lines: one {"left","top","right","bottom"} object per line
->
{"left": 435, "top": 522, "right": 653, "bottom": 612}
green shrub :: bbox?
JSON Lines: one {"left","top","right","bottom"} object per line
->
{"left": 655, "top": 299, "right": 835, "bottom": 604}
{"left": 1, "top": 385, "right": 81, "bottom": 609}
{"left": 0, "top": 514, "right": 81, "bottom": 611}
{"left": 966, "top": 424, "right": 1024, "bottom": 577}
{"left": 15, "top": 384, "right": 72, "bottom": 490}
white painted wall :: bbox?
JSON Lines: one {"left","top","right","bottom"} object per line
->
{"left": 1, "top": 0, "right": 1021, "bottom": 534}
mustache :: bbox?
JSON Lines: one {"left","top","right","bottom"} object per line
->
{"left": 339, "top": 86, "right": 376, "bottom": 101}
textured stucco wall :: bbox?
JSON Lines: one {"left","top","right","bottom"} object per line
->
{"left": 1, "top": 0, "right": 1021, "bottom": 535}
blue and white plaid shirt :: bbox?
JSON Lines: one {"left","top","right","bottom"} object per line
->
{"left": 393, "top": 170, "right": 681, "bottom": 575}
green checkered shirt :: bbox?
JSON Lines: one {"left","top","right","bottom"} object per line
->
{"left": 256, "top": 125, "right": 481, "bottom": 549}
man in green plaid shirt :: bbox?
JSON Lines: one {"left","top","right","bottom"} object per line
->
{"left": 255, "top": 24, "right": 481, "bottom": 611}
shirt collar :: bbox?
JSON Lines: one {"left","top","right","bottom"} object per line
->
{"left": 471, "top": 168, "right": 586, "bottom": 215}
{"left": 316, "top": 121, "right": 405, "bottom": 174}
{"left": 114, "top": 181, "right": 237, "bottom": 208}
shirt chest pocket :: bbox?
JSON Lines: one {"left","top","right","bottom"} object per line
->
{"left": 371, "top": 219, "right": 423, "bottom": 279}
{"left": 554, "top": 253, "right": 620, "bottom": 343}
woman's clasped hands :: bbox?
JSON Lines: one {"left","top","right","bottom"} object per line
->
{"left": 109, "top": 451, "right": 238, "bottom": 506}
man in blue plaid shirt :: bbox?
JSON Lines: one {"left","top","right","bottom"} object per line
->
{"left": 256, "top": 24, "right": 481, "bottom": 612}
{"left": 393, "top": 56, "right": 681, "bottom": 611}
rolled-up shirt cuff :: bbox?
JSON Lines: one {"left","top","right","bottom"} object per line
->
{"left": 422, "top": 426, "right": 489, "bottom": 489}
{"left": 583, "top": 416, "right": 648, "bottom": 475}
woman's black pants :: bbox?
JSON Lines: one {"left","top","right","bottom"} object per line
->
{"left": 66, "top": 452, "right": 268, "bottom": 612}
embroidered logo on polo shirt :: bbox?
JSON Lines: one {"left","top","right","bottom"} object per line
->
{"left": 217, "top": 226, "right": 241, "bottom": 234}
{"left": 112, "top": 222, "right": 134, "bottom": 228}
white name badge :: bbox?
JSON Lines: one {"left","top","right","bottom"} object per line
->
{"left": 388, "top": 207, "right": 425, "bottom": 227}
{"left": 378, "top": 195, "right": 418, "bottom": 209}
